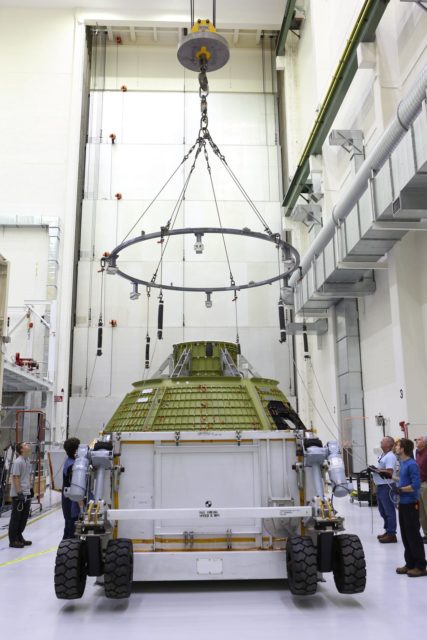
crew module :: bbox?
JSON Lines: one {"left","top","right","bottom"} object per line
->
{"left": 54, "top": 340, "right": 366, "bottom": 599}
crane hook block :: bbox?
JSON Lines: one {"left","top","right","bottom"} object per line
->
{"left": 177, "top": 21, "right": 229, "bottom": 72}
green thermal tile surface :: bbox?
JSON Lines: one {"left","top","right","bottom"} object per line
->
{"left": 103, "top": 341, "right": 290, "bottom": 433}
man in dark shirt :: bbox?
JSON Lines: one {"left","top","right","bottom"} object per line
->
{"left": 8, "top": 442, "right": 33, "bottom": 548}
{"left": 395, "top": 438, "right": 426, "bottom": 577}
{"left": 415, "top": 436, "right": 427, "bottom": 543}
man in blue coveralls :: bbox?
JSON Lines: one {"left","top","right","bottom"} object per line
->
{"left": 62, "top": 437, "right": 81, "bottom": 539}
{"left": 395, "top": 438, "right": 427, "bottom": 577}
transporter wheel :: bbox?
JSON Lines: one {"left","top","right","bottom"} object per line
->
{"left": 332, "top": 534, "right": 366, "bottom": 594}
{"left": 54, "top": 539, "right": 87, "bottom": 600}
{"left": 286, "top": 536, "right": 318, "bottom": 595}
{"left": 104, "top": 538, "right": 134, "bottom": 599}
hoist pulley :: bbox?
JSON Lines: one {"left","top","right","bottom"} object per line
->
{"left": 177, "top": 19, "right": 229, "bottom": 72}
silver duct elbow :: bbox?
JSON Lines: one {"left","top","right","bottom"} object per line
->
{"left": 327, "top": 441, "right": 351, "bottom": 497}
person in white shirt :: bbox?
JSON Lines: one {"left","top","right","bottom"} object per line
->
{"left": 370, "top": 436, "right": 398, "bottom": 543}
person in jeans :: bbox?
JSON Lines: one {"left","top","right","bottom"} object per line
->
{"left": 415, "top": 436, "right": 427, "bottom": 543}
{"left": 62, "top": 437, "right": 81, "bottom": 539}
{"left": 395, "top": 438, "right": 427, "bottom": 577}
{"left": 8, "top": 442, "right": 33, "bottom": 548}
{"left": 370, "top": 436, "right": 398, "bottom": 543}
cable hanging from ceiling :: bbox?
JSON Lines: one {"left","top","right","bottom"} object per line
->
{"left": 101, "top": 3, "right": 300, "bottom": 354}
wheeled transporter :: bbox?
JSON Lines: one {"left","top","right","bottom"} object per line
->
{"left": 55, "top": 341, "right": 366, "bottom": 599}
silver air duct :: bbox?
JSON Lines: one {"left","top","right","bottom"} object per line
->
{"left": 289, "top": 63, "right": 427, "bottom": 287}
{"left": 91, "top": 449, "right": 113, "bottom": 502}
{"left": 326, "top": 441, "right": 351, "bottom": 497}
{"left": 304, "top": 446, "right": 327, "bottom": 498}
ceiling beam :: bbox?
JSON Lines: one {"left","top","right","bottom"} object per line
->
{"left": 275, "top": 0, "right": 297, "bottom": 56}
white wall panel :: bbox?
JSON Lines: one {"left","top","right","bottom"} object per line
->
{"left": 94, "top": 91, "right": 277, "bottom": 147}
{"left": 0, "top": 9, "right": 75, "bottom": 74}
{"left": 83, "top": 142, "right": 280, "bottom": 202}
{"left": 102, "top": 46, "right": 268, "bottom": 94}
{"left": 185, "top": 93, "right": 277, "bottom": 146}
{"left": 111, "top": 144, "right": 186, "bottom": 200}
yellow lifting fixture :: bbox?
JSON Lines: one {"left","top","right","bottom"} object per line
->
{"left": 177, "top": 17, "right": 229, "bottom": 72}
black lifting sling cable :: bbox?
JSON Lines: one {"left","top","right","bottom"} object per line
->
{"left": 97, "top": 268, "right": 105, "bottom": 356}
{"left": 157, "top": 292, "right": 164, "bottom": 340}
{"left": 303, "top": 323, "right": 310, "bottom": 360}
{"left": 97, "top": 315, "right": 103, "bottom": 356}
{"left": 278, "top": 301, "right": 286, "bottom": 344}
{"left": 145, "top": 287, "right": 151, "bottom": 369}
{"left": 190, "top": 0, "right": 216, "bottom": 26}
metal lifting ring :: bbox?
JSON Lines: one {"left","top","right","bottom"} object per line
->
{"left": 105, "top": 227, "right": 300, "bottom": 293}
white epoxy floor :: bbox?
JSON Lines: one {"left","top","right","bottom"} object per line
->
{"left": 0, "top": 494, "right": 426, "bottom": 639}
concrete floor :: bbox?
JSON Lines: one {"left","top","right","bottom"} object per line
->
{"left": 0, "top": 493, "right": 425, "bottom": 639}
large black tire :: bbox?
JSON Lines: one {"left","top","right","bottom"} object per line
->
{"left": 104, "top": 538, "right": 133, "bottom": 599}
{"left": 286, "top": 535, "right": 318, "bottom": 595}
{"left": 54, "top": 539, "right": 87, "bottom": 600}
{"left": 332, "top": 534, "right": 366, "bottom": 594}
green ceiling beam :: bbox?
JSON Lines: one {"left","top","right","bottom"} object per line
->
{"left": 276, "top": 0, "right": 297, "bottom": 57}
{"left": 283, "top": 0, "right": 390, "bottom": 213}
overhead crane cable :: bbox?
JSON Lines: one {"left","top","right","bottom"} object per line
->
{"left": 261, "top": 30, "right": 270, "bottom": 191}
{"left": 144, "top": 287, "right": 151, "bottom": 372}
{"left": 269, "top": 32, "right": 276, "bottom": 95}
{"left": 182, "top": 79, "right": 187, "bottom": 340}
{"left": 96, "top": 268, "right": 106, "bottom": 357}
{"left": 189, "top": 0, "right": 216, "bottom": 27}
{"left": 74, "top": 355, "right": 98, "bottom": 436}
{"left": 115, "top": 34, "right": 119, "bottom": 85}
{"left": 157, "top": 238, "right": 164, "bottom": 341}
{"left": 234, "top": 296, "right": 240, "bottom": 351}
{"left": 261, "top": 30, "right": 266, "bottom": 94}
{"left": 107, "top": 322, "right": 114, "bottom": 397}
{"left": 202, "top": 145, "right": 235, "bottom": 288}
{"left": 84, "top": 30, "right": 106, "bottom": 388}
{"left": 277, "top": 247, "right": 284, "bottom": 291}
{"left": 150, "top": 144, "right": 203, "bottom": 286}
{"left": 293, "top": 355, "right": 368, "bottom": 470}
{"left": 277, "top": 249, "right": 287, "bottom": 343}
{"left": 119, "top": 138, "right": 200, "bottom": 245}
{"left": 150, "top": 144, "right": 204, "bottom": 341}
{"left": 207, "top": 138, "right": 273, "bottom": 234}
{"left": 308, "top": 359, "right": 342, "bottom": 437}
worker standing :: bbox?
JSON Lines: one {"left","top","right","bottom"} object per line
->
{"left": 8, "top": 442, "right": 33, "bottom": 548}
{"left": 62, "top": 437, "right": 81, "bottom": 539}
{"left": 395, "top": 438, "right": 427, "bottom": 577}
{"left": 370, "top": 436, "right": 398, "bottom": 543}
{"left": 415, "top": 436, "right": 427, "bottom": 543}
